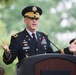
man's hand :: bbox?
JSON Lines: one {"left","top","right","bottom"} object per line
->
{"left": 1, "top": 41, "right": 10, "bottom": 54}
{"left": 69, "top": 39, "right": 76, "bottom": 55}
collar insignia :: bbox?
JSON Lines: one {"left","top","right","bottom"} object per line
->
{"left": 26, "top": 35, "right": 28, "bottom": 37}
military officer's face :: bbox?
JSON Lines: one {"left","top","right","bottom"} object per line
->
{"left": 24, "top": 17, "right": 39, "bottom": 32}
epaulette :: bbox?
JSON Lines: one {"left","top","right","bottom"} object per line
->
{"left": 12, "top": 34, "right": 18, "bottom": 38}
{"left": 43, "top": 32, "right": 47, "bottom": 35}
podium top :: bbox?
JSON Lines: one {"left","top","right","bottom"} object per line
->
{"left": 19, "top": 53, "right": 76, "bottom": 64}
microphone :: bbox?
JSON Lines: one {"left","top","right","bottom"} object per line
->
{"left": 49, "top": 40, "right": 60, "bottom": 51}
{"left": 43, "top": 32, "right": 60, "bottom": 51}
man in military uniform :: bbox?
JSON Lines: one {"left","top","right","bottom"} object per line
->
{"left": 2, "top": 6, "right": 76, "bottom": 65}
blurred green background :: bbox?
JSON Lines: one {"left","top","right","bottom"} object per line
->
{"left": 0, "top": 0, "right": 76, "bottom": 75}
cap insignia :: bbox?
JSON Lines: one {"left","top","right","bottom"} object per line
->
{"left": 32, "top": 6, "right": 37, "bottom": 12}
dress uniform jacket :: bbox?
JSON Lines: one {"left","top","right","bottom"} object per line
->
{"left": 3, "top": 29, "right": 72, "bottom": 65}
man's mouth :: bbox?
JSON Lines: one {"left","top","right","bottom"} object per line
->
{"left": 32, "top": 24, "right": 36, "bottom": 25}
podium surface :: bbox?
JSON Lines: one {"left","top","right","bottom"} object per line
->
{"left": 16, "top": 53, "right": 76, "bottom": 75}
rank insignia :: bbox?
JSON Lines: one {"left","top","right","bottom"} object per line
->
{"left": 12, "top": 34, "right": 18, "bottom": 38}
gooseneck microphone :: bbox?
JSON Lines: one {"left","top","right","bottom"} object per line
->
{"left": 43, "top": 33, "right": 60, "bottom": 51}
{"left": 49, "top": 40, "right": 60, "bottom": 51}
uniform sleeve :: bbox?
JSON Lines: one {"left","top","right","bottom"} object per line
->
{"left": 3, "top": 35, "right": 19, "bottom": 65}
{"left": 60, "top": 47, "right": 73, "bottom": 55}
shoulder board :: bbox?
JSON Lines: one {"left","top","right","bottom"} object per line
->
{"left": 43, "top": 32, "right": 47, "bottom": 35}
{"left": 12, "top": 34, "right": 18, "bottom": 38}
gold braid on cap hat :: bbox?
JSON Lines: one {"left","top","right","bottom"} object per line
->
{"left": 24, "top": 12, "right": 40, "bottom": 18}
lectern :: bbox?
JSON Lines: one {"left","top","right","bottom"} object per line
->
{"left": 16, "top": 53, "right": 76, "bottom": 75}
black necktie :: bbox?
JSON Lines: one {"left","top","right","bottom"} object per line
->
{"left": 32, "top": 33, "right": 36, "bottom": 42}
{"left": 32, "top": 33, "right": 38, "bottom": 54}
{"left": 32, "top": 33, "right": 37, "bottom": 47}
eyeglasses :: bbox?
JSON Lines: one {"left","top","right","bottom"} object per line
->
{"left": 27, "top": 17, "right": 39, "bottom": 20}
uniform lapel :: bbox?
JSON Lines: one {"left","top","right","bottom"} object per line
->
{"left": 36, "top": 32, "right": 42, "bottom": 47}
{"left": 22, "top": 29, "right": 32, "bottom": 43}
{"left": 22, "top": 29, "right": 36, "bottom": 45}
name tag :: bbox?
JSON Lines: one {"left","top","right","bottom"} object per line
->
{"left": 23, "top": 46, "right": 30, "bottom": 50}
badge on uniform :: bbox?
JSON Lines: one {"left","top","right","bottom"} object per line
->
{"left": 41, "top": 37, "right": 47, "bottom": 44}
{"left": 23, "top": 46, "right": 30, "bottom": 50}
{"left": 22, "top": 40, "right": 28, "bottom": 46}
{"left": 22, "top": 40, "right": 30, "bottom": 50}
